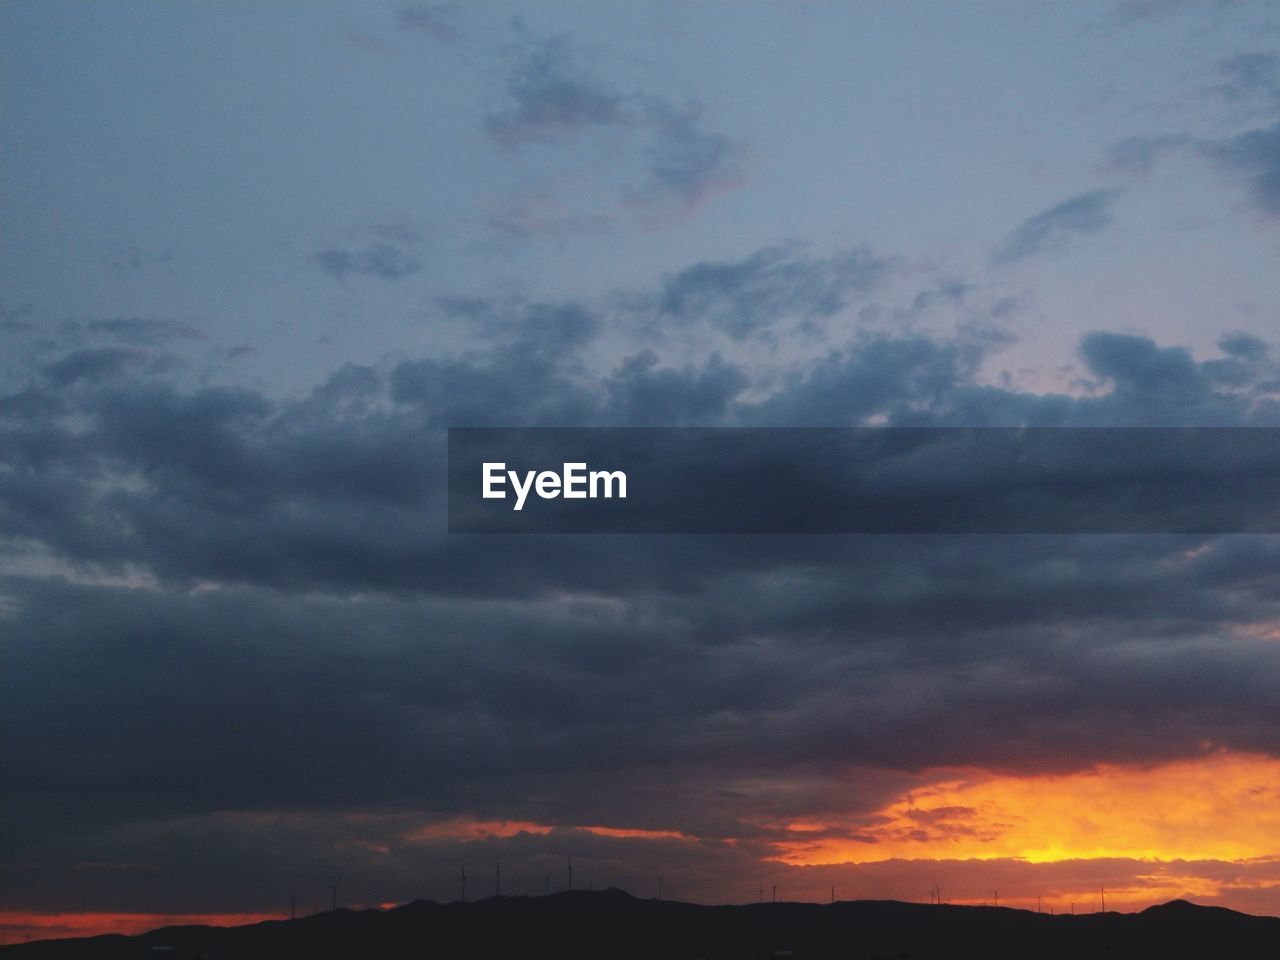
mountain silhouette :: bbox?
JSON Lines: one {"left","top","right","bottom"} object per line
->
{"left": 4, "top": 890, "right": 1278, "bottom": 959}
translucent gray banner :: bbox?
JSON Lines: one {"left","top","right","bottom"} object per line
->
{"left": 447, "top": 428, "right": 1280, "bottom": 534}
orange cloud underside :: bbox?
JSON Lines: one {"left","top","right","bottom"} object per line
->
{"left": 405, "top": 818, "right": 689, "bottom": 842}
{"left": 405, "top": 817, "right": 554, "bottom": 841}
{"left": 578, "top": 826, "right": 691, "bottom": 840}
{"left": 774, "top": 751, "right": 1280, "bottom": 866}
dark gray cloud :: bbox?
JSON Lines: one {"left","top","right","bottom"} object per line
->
{"left": 6, "top": 529, "right": 1280, "bottom": 913}
{"left": 657, "top": 246, "right": 890, "bottom": 339}
{"left": 484, "top": 34, "right": 626, "bottom": 144}
{"left": 1080, "top": 331, "right": 1207, "bottom": 409}
{"left": 85, "top": 317, "right": 203, "bottom": 344}
{"left": 1108, "top": 0, "right": 1201, "bottom": 25}
{"left": 481, "top": 31, "right": 744, "bottom": 231}
{"left": 437, "top": 297, "right": 600, "bottom": 349}
{"left": 0, "top": 302, "right": 37, "bottom": 332}
{"left": 748, "top": 334, "right": 986, "bottom": 425}
{"left": 40, "top": 347, "right": 147, "bottom": 386}
{"left": 1218, "top": 330, "right": 1270, "bottom": 361}
{"left": 603, "top": 351, "right": 748, "bottom": 424}
{"left": 316, "top": 241, "right": 424, "bottom": 281}
{"left": 1107, "top": 52, "right": 1280, "bottom": 213}
{"left": 991, "top": 190, "right": 1120, "bottom": 265}
{"left": 1204, "top": 120, "right": 1280, "bottom": 213}
{"left": 2, "top": 315, "right": 205, "bottom": 361}
{"left": 905, "top": 278, "right": 972, "bottom": 314}
{"left": 107, "top": 244, "right": 175, "bottom": 273}
{"left": 637, "top": 101, "right": 743, "bottom": 215}
{"left": 1106, "top": 134, "right": 1193, "bottom": 175}
{"left": 6, "top": 320, "right": 1280, "bottom": 592}
{"left": 1213, "top": 52, "right": 1280, "bottom": 107}
{"left": 396, "top": 3, "right": 462, "bottom": 43}
{"left": 4, "top": 302, "right": 1280, "bottom": 920}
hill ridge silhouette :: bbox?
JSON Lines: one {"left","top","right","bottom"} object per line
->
{"left": 4, "top": 890, "right": 1278, "bottom": 959}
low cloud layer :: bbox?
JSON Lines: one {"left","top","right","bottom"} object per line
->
{"left": 4, "top": 292, "right": 1280, "bottom": 920}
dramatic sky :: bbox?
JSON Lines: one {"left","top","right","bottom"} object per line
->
{"left": 4, "top": 0, "right": 1280, "bottom": 944}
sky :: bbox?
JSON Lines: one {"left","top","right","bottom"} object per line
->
{"left": 3, "top": 0, "right": 1280, "bottom": 944}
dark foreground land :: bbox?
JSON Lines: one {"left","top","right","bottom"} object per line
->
{"left": 4, "top": 891, "right": 1279, "bottom": 960}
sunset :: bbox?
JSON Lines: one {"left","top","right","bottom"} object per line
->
{"left": 3, "top": 1, "right": 1280, "bottom": 956}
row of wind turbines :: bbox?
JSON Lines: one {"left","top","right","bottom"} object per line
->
{"left": 291, "top": 867, "right": 1111, "bottom": 916}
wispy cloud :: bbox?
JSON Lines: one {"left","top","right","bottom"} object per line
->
{"left": 1203, "top": 120, "right": 1280, "bottom": 214}
{"left": 1106, "top": 134, "right": 1192, "bottom": 175}
{"left": 396, "top": 3, "right": 462, "bottom": 44}
{"left": 483, "top": 34, "right": 626, "bottom": 144}
{"left": 991, "top": 190, "right": 1120, "bottom": 265}
{"left": 315, "top": 242, "right": 423, "bottom": 281}
{"left": 1213, "top": 52, "right": 1280, "bottom": 108}
{"left": 482, "top": 30, "right": 745, "bottom": 234}
{"left": 656, "top": 245, "right": 891, "bottom": 340}
{"left": 633, "top": 101, "right": 744, "bottom": 219}
{"left": 314, "top": 226, "right": 427, "bottom": 281}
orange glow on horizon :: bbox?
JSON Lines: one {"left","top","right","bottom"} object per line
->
{"left": 772, "top": 751, "right": 1280, "bottom": 866}
{"left": 15, "top": 754, "right": 1279, "bottom": 945}
{"left": 944, "top": 876, "right": 1227, "bottom": 915}
{"left": 0, "top": 912, "right": 280, "bottom": 947}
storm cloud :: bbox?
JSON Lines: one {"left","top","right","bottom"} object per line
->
{"left": 6, "top": 307, "right": 1280, "bottom": 922}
